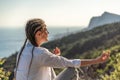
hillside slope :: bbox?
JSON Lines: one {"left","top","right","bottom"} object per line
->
{"left": 43, "top": 22, "right": 120, "bottom": 59}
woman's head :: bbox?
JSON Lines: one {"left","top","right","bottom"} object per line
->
{"left": 25, "top": 18, "right": 49, "bottom": 46}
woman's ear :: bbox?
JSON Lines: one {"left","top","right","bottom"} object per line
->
{"left": 35, "top": 31, "right": 41, "bottom": 38}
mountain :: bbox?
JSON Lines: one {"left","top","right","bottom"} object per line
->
{"left": 88, "top": 12, "right": 120, "bottom": 29}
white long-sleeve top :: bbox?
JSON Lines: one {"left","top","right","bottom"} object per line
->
{"left": 16, "top": 42, "right": 81, "bottom": 80}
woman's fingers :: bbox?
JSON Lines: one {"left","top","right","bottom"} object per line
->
{"left": 102, "top": 50, "right": 110, "bottom": 61}
{"left": 53, "top": 47, "right": 61, "bottom": 55}
{"left": 102, "top": 55, "right": 108, "bottom": 60}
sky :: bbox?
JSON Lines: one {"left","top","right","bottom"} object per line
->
{"left": 0, "top": 0, "right": 120, "bottom": 28}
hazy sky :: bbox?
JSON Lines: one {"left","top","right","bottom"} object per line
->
{"left": 0, "top": 0, "right": 120, "bottom": 28}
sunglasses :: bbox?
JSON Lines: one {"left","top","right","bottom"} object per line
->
{"left": 34, "top": 27, "right": 49, "bottom": 34}
{"left": 42, "top": 27, "right": 49, "bottom": 34}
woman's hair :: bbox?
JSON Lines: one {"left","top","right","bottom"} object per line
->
{"left": 25, "top": 18, "right": 45, "bottom": 46}
{"left": 15, "top": 18, "right": 45, "bottom": 79}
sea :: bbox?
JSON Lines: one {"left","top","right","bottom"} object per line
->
{"left": 0, "top": 26, "right": 84, "bottom": 58}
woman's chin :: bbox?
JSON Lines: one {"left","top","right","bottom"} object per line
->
{"left": 46, "top": 39, "right": 49, "bottom": 41}
{"left": 45, "top": 38, "right": 48, "bottom": 42}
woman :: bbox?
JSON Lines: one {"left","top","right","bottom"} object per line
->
{"left": 15, "top": 18, "right": 110, "bottom": 80}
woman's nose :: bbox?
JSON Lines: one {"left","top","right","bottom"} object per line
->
{"left": 47, "top": 30, "right": 49, "bottom": 34}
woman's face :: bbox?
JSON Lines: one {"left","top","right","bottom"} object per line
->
{"left": 41, "top": 27, "right": 49, "bottom": 42}
{"left": 35, "top": 24, "right": 49, "bottom": 45}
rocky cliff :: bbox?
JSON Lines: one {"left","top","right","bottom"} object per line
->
{"left": 88, "top": 12, "right": 120, "bottom": 28}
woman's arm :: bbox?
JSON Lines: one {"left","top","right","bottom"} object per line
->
{"left": 80, "top": 51, "right": 110, "bottom": 67}
{"left": 38, "top": 47, "right": 110, "bottom": 68}
{"left": 51, "top": 47, "right": 110, "bottom": 67}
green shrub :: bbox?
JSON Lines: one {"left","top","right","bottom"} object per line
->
{"left": 0, "top": 59, "right": 11, "bottom": 80}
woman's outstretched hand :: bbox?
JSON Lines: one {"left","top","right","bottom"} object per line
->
{"left": 80, "top": 50, "right": 110, "bottom": 67}
{"left": 52, "top": 47, "right": 61, "bottom": 56}
{"left": 96, "top": 50, "right": 110, "bottom": 63}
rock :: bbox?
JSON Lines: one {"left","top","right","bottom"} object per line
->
{"left": 88, "top": 12, "right": 120, "bottom": 29}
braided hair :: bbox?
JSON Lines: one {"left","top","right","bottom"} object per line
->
{"left": 15, "top": 18, "right": 45, "bottom": 80}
